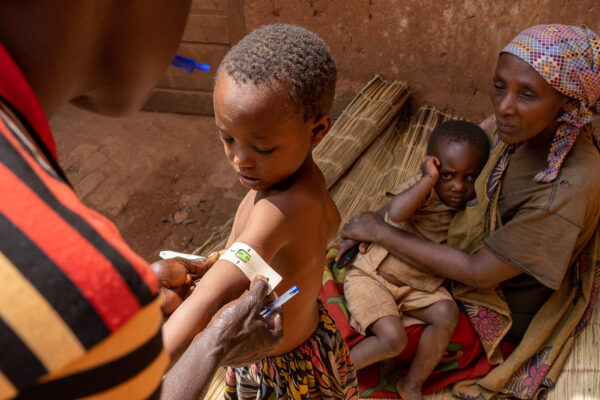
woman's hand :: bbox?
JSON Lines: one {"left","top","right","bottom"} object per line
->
{"left": 151, "top": 251, "right": 222, "bottom": 315}
{"left": 335, "top": 238, "right": 359, "bottom": 262}
{"left": 340, "top": 211, "right": 387, "bottom": 245}
{"left": 420, "top": 155, "right": 440, "bottom": 180}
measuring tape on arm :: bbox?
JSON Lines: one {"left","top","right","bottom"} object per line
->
{"left": 219, "top": 242, "right": 282, "bottom": 292}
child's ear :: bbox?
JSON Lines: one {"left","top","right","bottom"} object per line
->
{"left": 310, "top": 114, "right": 333, "bottom": 146}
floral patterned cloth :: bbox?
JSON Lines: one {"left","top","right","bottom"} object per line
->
{"left": 319, "top": 249, "right": 514, "bottom": 398}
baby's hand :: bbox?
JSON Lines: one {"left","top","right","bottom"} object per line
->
{"left": 420, "top": 155, "right": 440, "bottom": 180}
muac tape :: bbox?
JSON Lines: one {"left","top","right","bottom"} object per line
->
{"left": 219, "top": 242, "right": 282, "bottom": 292}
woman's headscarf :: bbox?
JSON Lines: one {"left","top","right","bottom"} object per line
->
{"left": 501, "top": 24, "right": 600, "bottom": 182}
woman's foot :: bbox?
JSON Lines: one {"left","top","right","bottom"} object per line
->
{"left": 396, "top": 377, "right": 422, "bottom": 400}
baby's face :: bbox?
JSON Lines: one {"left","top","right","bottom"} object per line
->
{"left": 213, "top": 72, "right": 315, "bottom": 191}
{"left": 434, "top": 141, "right": 485, "bottom": 208}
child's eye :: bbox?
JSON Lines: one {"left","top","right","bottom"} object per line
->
{"left": 467, "top": 175, "right": 477, "bottom": 182}
{"left": 219, "top": 136, "right": 233, "bottom": 144}
{"left": 440, "top": 172, "right": 452, "bottom": 179}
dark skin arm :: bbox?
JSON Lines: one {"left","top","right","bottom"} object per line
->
{"left": 336, "top": 156, "right": 439, "bottom": 261}
{"left": 152, "top": 252, "right": 223, "bottom": 316}
{"left": 161, "top": 277, "right": 283, "bottom": 400}
{"left": 387, "top": 156, "right": 439, "bottom": 222}
{"left": 339, "top": 211, "right": 521, "bottom": 288}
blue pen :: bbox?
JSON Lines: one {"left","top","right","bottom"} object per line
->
{"left": 260, "top": 286, "right": 299, "bottom": 317}
{"left": 171, "top": 55, "right": 210, "bottom": 73}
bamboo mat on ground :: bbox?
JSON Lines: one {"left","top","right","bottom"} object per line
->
{"left": 313, "top": 75, "right": 410, "bottom": 189}
{"left": 203, "top": 367, "right": 226, "bottom": 400}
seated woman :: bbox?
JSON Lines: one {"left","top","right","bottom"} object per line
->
{"left": 338, "top": 24, "right": 600, "bottom": 399}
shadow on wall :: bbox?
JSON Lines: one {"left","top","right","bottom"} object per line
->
{"left": 244, "top": 0, "right": 599, "bottom": 123}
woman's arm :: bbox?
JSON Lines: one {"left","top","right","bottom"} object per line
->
{"left": 340, "top": 211, "right": 521, "bottom": 288}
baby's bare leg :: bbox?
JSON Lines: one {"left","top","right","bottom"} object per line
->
{"left": 396, "top": 300, "right": 458, "bottom": 400}
{"left": 350, "top": 315, "right": 407, "bottom": 371}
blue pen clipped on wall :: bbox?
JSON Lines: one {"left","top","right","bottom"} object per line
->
{"left": 171, "top": 55, "right": 210, "bottom": 73}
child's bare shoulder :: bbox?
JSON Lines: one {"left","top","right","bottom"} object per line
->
{"left": 258, "top": 182, "right": 325, "bottom": 223}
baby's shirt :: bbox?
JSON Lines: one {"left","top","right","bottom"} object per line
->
{"left": 384, "top": 173, "right": 457, "bottom": 243}
{"left": 352, "top": 173, "right": 457, "bottom": 293}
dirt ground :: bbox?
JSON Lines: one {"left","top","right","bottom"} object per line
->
{"left": 50, "top": 105, "right": 246, "bottom": 262}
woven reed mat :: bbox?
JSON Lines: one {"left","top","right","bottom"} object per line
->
{"left": 313, "top": 75, "right": 410, "bottom": 189}
{"left": 195, "top": 102, "right": 600, "bottom": 399}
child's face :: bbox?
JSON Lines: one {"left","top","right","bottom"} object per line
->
{"left": 213, "top": 72, "right": 328, "bottom": 191}
{"left": 433, "top": 141, "right": 485, "bottom": 208}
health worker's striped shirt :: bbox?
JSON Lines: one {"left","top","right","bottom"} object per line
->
{"left": 0, "top": 97, "right": 167, "bottom": 397}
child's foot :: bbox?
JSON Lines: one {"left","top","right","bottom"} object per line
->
{"left": 396, "top": 377, "right": 422, "bottom": 400}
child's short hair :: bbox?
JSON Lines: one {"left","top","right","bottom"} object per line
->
{"left": 426, "top": 120, "right": 490, "bottom": 163}
{"left": 217, "top": 23, "right": 336, "bottom": 121}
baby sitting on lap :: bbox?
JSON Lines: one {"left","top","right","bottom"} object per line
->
{"left": 342, "top": 120, "right": 489, "bottom": 400}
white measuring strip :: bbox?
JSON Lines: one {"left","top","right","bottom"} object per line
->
{"left": 219, "top": 242, "right": 282, "bottom": 292}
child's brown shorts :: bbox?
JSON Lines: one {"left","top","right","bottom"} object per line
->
{"left": 344, "top": 265, "right": 453, "bottom": 336}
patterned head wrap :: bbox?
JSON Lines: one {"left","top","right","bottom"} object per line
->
{"left": 501, "top": 24, "right": 600, "bottom": 182}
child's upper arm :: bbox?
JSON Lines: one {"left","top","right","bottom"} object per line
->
{"left": 162, "top": 197, "right": 291, "bottom": 359}
{"left": 235, "top": 197, "right": 290, "bottom": 261}
{"left": 198, "top": 197, "right": 289, "bottom": 299}
{"left": 387, "top": 175, "right": 435, "bottom": 223}
{"left": 190, "top": 197, "right": 290, "bottom": 327}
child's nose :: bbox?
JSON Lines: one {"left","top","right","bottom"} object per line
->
{"left": 451, "top": 179, "right": 467, "bottom": 192}
{"left": 233, "top": 148, "right": 253, "bottom": 167}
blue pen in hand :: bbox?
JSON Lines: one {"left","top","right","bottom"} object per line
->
{"left": 171, "top": 55, "right": 210, "bottom": 72}
{"left": 260, "top": 286, "right": 299, "bottom": 318}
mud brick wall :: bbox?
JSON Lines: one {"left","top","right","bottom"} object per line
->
{"left": 143, "top": 0, "right": 245, "bottom": 115}
{"left": 145, "top": 0, "right": 599, "bottom": 124}
{"left": 244, "top": 1, "right": 599, "bottom": 122}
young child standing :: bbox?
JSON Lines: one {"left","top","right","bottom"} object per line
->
{"left": 162, "top": 24, "right": 358, "bottom": 399}
{"left": 341, "top": 120, "right": 489, "bottom": 400}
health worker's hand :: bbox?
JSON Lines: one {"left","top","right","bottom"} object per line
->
{"left": 151, "top": 251, "right": 223, "bottom": 316}
{"left": 205, "top": 276, "right": 284, "bottom": 367}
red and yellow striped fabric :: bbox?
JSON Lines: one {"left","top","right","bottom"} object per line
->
{"left": 0, "top": 42, "right": 167, "bottom": 399}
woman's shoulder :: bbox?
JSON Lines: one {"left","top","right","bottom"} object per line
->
{"left": 560, "top": 127, "right": 600, "bottom": 191}
{"left": 546, "top": 127, "right": 600, "bottom": 228}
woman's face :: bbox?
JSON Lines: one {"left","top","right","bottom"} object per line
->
{"left": 492, "top": 53, "right": 569, "bottom": 147}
